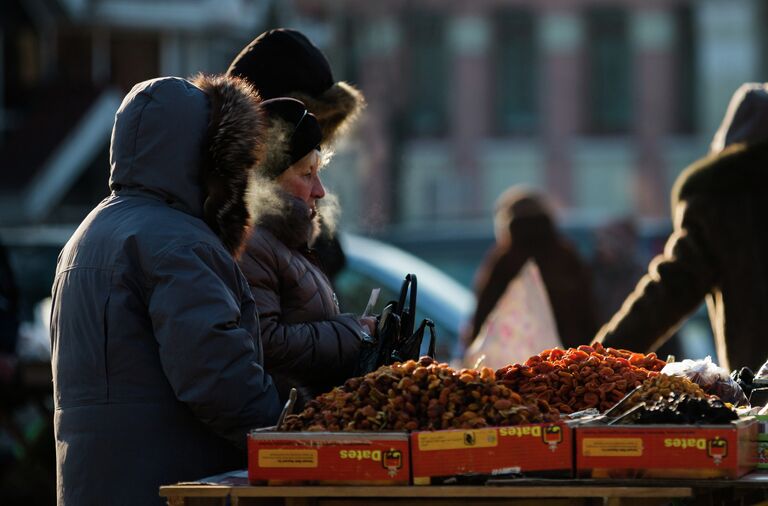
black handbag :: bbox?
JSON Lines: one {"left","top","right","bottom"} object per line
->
{"left": 390, "top": 317, "right": 436, "bottom": 364}
{"left": 353, "top": 274, "right": 437, "bottom": 377}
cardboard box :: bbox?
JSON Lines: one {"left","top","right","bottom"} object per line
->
{"left": 410, "top": 422, "right": 573, "bottom": 485}
{"left": 247, "top": 431, "right": 410, "bottom": 485}
{"left": 575, "top": 418, "right": 757, "bottom": 479}
{"left": 755, "top": 415, "right": 768, "bottom": 470}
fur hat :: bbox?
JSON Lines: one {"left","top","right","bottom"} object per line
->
{"left": 710, "top": 82, "right": 768, "bottom": 154}
{"left": 227, "top": 28, "right": 365, "bottom": 144}
{"left": 258, "top": 97, "right": 322, "bottom": 179}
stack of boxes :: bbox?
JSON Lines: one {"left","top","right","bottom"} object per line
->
{"left": 756, "top": 414, "right": 768, "bottom": 470}
{"left": 247, "top": 418, "right": 759, "bottom": 484}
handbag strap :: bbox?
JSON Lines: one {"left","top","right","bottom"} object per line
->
{"left": 397, "top": 273, "right": 418, "bottom": 337}
{"left": 389, "top": 317, "right": 437, "bottom": 364}
{"left": 424, "top": 319, "right": 436, "bottom": 359}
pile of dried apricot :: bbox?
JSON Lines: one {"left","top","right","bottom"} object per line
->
{"left": 496, "top": 343, "right": 666, "bottom": 413}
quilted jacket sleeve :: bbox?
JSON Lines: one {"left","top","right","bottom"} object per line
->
{"left": 238, "top": 235, "right": 364, "bottom": 382}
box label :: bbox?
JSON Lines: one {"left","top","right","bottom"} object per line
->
{"left": 582, "top": 438, "right": 643, "bottom": 457}
{"left": 258, "top": 449, "right": 318, "bottom": 468}
{"left": 410, "top": 423, "right": 573, "bottom": 482}
{"left": 248, "top": 433, "right": 411, "bottom": 484}
{"left": 576, "top": 420, "right": 758, "bottom": 479}
{"left": 758, "top": 441, "right": 768, "bottom": 468}
{"left": 418, "top": 429, "right": 498, "bottom": 451}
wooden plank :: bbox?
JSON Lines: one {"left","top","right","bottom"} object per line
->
{"left": 603, "top": 499, "right": 672, "bottom": 506}
{"left": 305, "top": 500, "right": 586, "bottom": 506}
{"left": 159, "top": 484, "right": 232, "bottom": 498}
{"left": 228, "top": 486, "right": 692, "bottom": 499}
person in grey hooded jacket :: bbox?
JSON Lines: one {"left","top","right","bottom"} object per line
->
{"left": 597, "top": 83, "right": 768, "bottom": 371}
{"left": 50, "top": 75, "right": 281, "bottom": 506}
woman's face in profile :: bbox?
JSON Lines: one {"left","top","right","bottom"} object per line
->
{"left": 276, "top": 149, "right": 325, "bottom": 219}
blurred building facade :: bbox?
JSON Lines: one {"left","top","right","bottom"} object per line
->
{"left": 0, "top": 0, "right": 272, "bottom": 228}
{"left": 1, "top": 0, "right": 768, "bottom": 236}
{"left": 306, "top": 0, "right": 768, "bottom": 233}
{"left": 0, "top": 0, "right": 278, "bottom": 310}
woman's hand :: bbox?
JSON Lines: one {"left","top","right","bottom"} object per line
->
{"left": 359, "top": 316, "right": 377, "bottom": 336}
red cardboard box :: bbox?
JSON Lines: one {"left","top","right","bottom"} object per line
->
{"left": 576, "top": 418, "right": 757, "bottom": 479}
{"left": 247, "top": 431, "right": 410, "bottom": 485}
{"left": 410, "top": 422, "right": 573, "bottom": 485}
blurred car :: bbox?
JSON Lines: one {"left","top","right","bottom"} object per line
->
{"left": 335, "top": 233, "right": 475, "bottom": 361}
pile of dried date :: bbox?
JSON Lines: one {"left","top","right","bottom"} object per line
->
{"left": 626, "top": 373, "right": 708, "bottom": 406}
{"left": 281, "top": 356, "right": 560, "bottom": 432}
{"left": 495, "top": 343, "right": 666, "bottom": 414}
{"left": 617, "top": 374, "right": 737, "bottom": 424}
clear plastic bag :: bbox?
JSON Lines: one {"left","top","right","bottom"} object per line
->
{"left": 661, "top": 356, "right": 749, "bottom": 406}
{"left": 463, "top": 260, "right": 561, "bottom": 369}
{"left": 757, "top": 359, "right": 768, "bottom": 380}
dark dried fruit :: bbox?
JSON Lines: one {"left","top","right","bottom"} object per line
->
{"left": 282, "top": 358, "right": 559, "bottom": 431}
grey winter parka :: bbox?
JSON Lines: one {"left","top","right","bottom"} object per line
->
{"left": 50, "top": 76, "right": 281, "bottom": 506}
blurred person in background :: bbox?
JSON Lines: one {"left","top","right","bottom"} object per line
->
{"left": 50, "top": 75, "right": 281, "bottom": 505}
{"left": 0, "top": 237, "right": 22, "bottom": 495}
{"left": 597, "top": 82, "right": 768, "bottom": 372}
{"left": 238, "top": 97, "right": 375, "bottom": 408}
{"left": 227, "top": 28, "right": 365, "bottom": 288}
{"left": 462, "top": 186, "right": 599, "bottom": 352}
{"left": 0, "top": 238, "right": 19, "bottom": 381}
{"left": 590, "top": 218, "right": 646, "bottom": 324}
{"left": 0, "top": 240, "right": 19, "bottom": 356}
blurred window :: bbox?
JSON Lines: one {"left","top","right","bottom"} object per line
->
{"left": 405, "top": 11, "right": 448, "bottom": 137}
{"left": 110, "top": 32, "right": 159, "bottom": 93}
{"left": 3, "top": 4, "right": 40, "bottom": 112}
{"left": 57, "top": 28, "right": 93, "bottom": 86}
{"left": 493, "top": 9, "right": 538, "bottom": 135}
{"left": 586, "top": 7, "right": 632, "bottom": 134}
{"left": 673, "top": 5, "right": 696, "bottom": 133}
{"left": 760, "top": 2, "right": 768, "bottom": 82}
{"left": 333, "top": 14, "right": 361, "bottom": 86}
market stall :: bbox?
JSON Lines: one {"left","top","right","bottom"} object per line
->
{"left": 161, "top": 344, "right": 768, "bottom": 505}
{"left": 160, "top": 469, "right": 768, "bottom": 506}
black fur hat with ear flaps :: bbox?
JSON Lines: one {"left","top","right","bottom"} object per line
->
{"left": 192, "top": 73, "right": 265, "bottom": 257}
{"left": 226, "top": 28, "right": 365, "bottom": 145}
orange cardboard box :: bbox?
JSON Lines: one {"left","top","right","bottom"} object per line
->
{"left": 247, "top": 431, "right": 410, "bottom": 485}
{"left": 575, "top": 418, "right": 757, "bottom": 479}
{"left": 410, "top": 422, "right": 573, "bottom": 485}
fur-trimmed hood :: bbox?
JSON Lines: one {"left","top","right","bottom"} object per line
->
{"left": 109, "top": 75, "right": 263, "bottom": 256}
